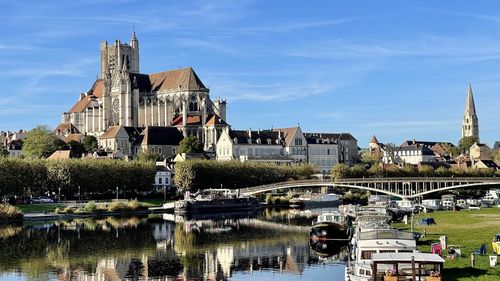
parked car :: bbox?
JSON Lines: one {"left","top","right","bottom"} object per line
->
{"left": 31, "top": 196, "right": 54, "bottom": 204}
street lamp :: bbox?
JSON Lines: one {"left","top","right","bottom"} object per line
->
{"left": 58, "top": 187, "right": 61, "bottom": 203}
{"left": 116, "top": 186, "right": 119, "bottom": 200}
{"left": 78, "top": 186, "right": 81, "bottom": 202}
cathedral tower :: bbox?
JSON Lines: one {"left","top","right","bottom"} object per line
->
{"left": 461, "top": 84, "right": 479, "bottom": 141}
{"left": 100, "top": 32, "right": 140, "bottom": 78}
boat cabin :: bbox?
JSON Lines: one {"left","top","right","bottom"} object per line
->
{"left": 371, "top": 252, "right": 444, "bottom": 281}
{"left": 315, "top": 212, "right": 346, "bottom": 225}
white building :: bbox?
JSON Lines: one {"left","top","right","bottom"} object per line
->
{"left": 216, "top": 128, "right": 292, "bottom": 165}
{"left": 304, "top": 134, "right": 339, "bottom": 173}
{"left": 273, "top": 127, "right": 308, "bottom": 163}
{"left": 382, "top": 144, "right": 436, "bottom": 165}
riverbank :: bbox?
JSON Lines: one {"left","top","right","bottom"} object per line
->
{"left": 395, "top": 207, "right": 500, "bottom": 281}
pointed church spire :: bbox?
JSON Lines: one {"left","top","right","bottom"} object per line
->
{"left": 461, "top": 83, "right": 479, "bottom": 141}
{"left": 465, "top": 83, "right": 477, "bottom": 116}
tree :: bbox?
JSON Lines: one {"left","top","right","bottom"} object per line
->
{"left": 68, "top": 140, "right": 84, "bottom": 158}
{"left": 384, "top": 143, "right": 400, "bottom": 164}
{"left": 136, "top": 149, "right": 161, "bottom": 162}
{"left": 83, "top": 135, "right": 98, "bottom": 153}
{"left": 174, "top": 162, "right": 196, "bottom": 190}
{"left": 361, "top": 149, "right": 381, "bottom": 165}
{"left": 441, "top": 143, "right": 460, "bottom": 157}
{"left": 458, "top": 136, "right": 478, "bottom": 154}
{"left": 0, "top": 145, "right": 9, "bottom": 157}
{"left": 22, "top": 126, "right": 61, "bottom": 159}
{"left": 178, "top": 136, "right": 203, "bottom": 154}
{"left": 331, "top": 163, "right": 349, "bottom": 181}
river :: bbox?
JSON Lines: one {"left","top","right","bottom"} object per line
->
{"left": 0, "top": 208, "right": 347, "bottom": 281}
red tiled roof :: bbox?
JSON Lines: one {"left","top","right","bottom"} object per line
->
{"left": 63, "top": 134, "right": 83, "bottom": 143}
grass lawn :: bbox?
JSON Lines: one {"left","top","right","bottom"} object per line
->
{"left": 16, "top": 204, "right": 64, "bottom": 213}
{"left": 394, "top": 208, "right": 500, "bottom": 281}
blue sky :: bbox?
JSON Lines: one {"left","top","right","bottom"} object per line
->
{"left": 0, "top": 0, "right": 499, "bottom": 147}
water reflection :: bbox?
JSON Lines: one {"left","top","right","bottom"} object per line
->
{"left": 0, "top": 209, "right": 347, "bottom": 281}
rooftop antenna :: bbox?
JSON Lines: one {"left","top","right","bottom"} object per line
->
{"left": 133, "top": 23, "right": 135, "bottom": 33}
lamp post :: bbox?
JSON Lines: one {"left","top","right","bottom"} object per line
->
{"left": 116, "top": 186, "right": 119, "bottom": 200}
{"left": 78, "top": 186, "right": 81, "bottom": 202}
{"left": 58, "top": 187, "right": 61, "bottom": 203}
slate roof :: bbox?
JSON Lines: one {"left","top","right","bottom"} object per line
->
{"left": 475, "top": 160, "right": 499, "bottom": 169}
{"left": 304, "top": 132, "right": 357, "bottom": 142}
{"left": 304, "top": 134, "right": 338, "bottom": 145}
{"left": 401, "top": 140, "right": 455, "bottom": 147}
{"left": 229, "top": 130, "right": 284, "bottom": 145}
{"left": 141, "top": 126, "right": 184, "bottom": 146}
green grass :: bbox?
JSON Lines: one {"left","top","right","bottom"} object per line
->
{"left": 16, "top": 204, "right": 64, "bottom": 213}
{"left": 394, "top": 208, "right": 500, "bottom": 281}
{"left": 138, "top": 198, "right": 168, "bottom": 207}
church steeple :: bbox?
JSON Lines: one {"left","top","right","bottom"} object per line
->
{"left": 461, "top": 83, "right": 479, "bottom": 141}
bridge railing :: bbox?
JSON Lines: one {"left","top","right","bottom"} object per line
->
{"left": 239, "top": 179, "right": 327, "bottom": 194}
{"left": 334, "top": 177, "right": 499, "bottom": 183}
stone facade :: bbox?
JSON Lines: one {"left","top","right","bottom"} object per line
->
{"left": 462, "top": 84, "right": 479, "bottom": 141}
{"left": 60, "top": 33, "right": 228, "bottom": 154}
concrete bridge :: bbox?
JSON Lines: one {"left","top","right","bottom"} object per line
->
{"left": 238, "top": 177, "right": 500, "bottom": 199}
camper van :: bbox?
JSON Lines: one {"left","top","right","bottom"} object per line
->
{"left": 441, "top": 195, "right": 456, "bottom": 210}
{"left": 422, "top": 199, "right": 441, "bottom": 211}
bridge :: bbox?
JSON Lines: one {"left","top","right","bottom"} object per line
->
{"left": 238, "top": 177, "right": 500, "bottom": 199}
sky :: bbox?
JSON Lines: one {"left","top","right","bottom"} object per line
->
{"left": 0, "top": 0, "right": 499, "bottom": 147}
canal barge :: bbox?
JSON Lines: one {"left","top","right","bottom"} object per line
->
{"left": 310, "top": 211, "right": 351, "bottom": 240}
{"left": 174, "top": 189, "right": 259, "bottom": 214}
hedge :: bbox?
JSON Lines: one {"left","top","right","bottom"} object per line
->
{"left": 174, "top": 160, "right": 315, "bottom": 190}
{"left": 0, "top": 158, "right": 156, "bottom": 198}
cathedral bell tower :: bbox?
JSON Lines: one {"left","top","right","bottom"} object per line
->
{"left": 461, "top": 84, "right": 479, "bottom": 141}
{"left": 100, "top": 32, "right": 140, "bottom": 126}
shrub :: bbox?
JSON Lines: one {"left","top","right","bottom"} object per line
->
{"left": 108, "top": 201, "right": 128, "bottom": 212}
{"left": 83, "top": 201, "right": 97, "bottom": 212}
{"left": 435, "top": 166, "right": 450, "bottom": 177}
{"left": 127, "top": 200, "right": 142, "bottom": 210}
{"left": 0, "top": 204, "right": 24, "bottom": 221}
{"left": 367, "top": 165, "right": 384, "bottom": 177}
{"left": 331, "top": 164, "right": 350, "bottom": 180}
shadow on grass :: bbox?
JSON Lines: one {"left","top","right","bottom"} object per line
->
{"left": 417, "top": 239, "right": 438, "bottom": 246}
{"left": 444, "top": 267, "right": 488, "bottom": 279}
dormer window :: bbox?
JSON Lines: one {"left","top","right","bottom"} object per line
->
{"left": 256, "top": 138, "right": 261, "bottom": 144}
{"left": 248, "top": 138, "right": 252, "bottom": 144}
{"left": 267, "top": 139, "right": 271, "bottom": 144}
{"left": 233, "top": 137, "right": 238, "bottom": 144}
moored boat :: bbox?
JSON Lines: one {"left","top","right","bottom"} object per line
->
{"left": 174, "top": 189, "right": 259, "bottom": 214}
{"left": 310, "top": 211, "right": 351, "bottom": 240}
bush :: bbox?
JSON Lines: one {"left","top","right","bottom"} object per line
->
{"left": 0, "top": 204, "right": 24, "bottom": 221}
{"left": 108, "top": 201, "right": 128, "bottom": 212}
{"left": 174, "top": 160, "right": 315, "bottom": 190}
{"left": 83, "top": 201, "right": 97, "bottom": 212}
{"left": 331, "top": 164, "right": 350, "bottom": 180}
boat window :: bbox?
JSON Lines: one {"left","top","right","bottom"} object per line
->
{"left": 398, "top": 250, "right": 414, "bottom": 253}
{"left": 361, "top": 250, "right": 376, "bottom": 260}
{"left": 380, "top": 250, "right": 396, "bottom": 253}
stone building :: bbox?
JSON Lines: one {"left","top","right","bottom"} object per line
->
{"left": 272, "top": 127, "right": 308, "bottom": 163}
{"left": 304, "top": 133, "right": 339, "bottom": 173}
{"left": 59, "top": 32, "right": 228, "bottom": 154}
{"left": 462, "top": 84, "right": 479, "bottom": 141}
{"left": 216, "top": 128, "right": 292, "bottom": 164}
{"left": 470, "top": 142, "right": 490, "bottom": 160}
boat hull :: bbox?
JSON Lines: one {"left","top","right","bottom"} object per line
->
{"left": 310, "top": 222, "right": 349, "bottom": 240}
{"left": 174, "top": 197, "right": 259, "bottom": 214}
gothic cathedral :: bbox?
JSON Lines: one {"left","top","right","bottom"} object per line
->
{"left": 461, "top": 84, "right": 479, "bottom": 141}
{"left": 59, "top": 32, "right": 228, "bottom": 152}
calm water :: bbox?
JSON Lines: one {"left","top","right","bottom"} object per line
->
{"left": 0, "top": 209, "right": 347, "bottom": 281}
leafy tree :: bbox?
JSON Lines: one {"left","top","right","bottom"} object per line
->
{"left": 174, "top": 162, "right": 195, "bottom": 190}
{"left": 361, "top": 149, "right": 381, "bottom": 165}
{"left": 331, "top": 163, "right": 349, "bottom": 181}
{"left": 178, "top": 136, "right": 203, "bottom": 154}
{"left": 384, "top": 143, "right": 400, "bottom": 164}
{"left": 83, "top": 135, "right": 98, "bottom": 153}
{"left": 0, "top": 145, "right": 9, "bottom": 157}
{"left": 441, "top": 143, "right": 460, "bottom": 157}
{"left": 136, "top": 149, "right": 161, "bottom": 162}
{"left": 418, "top": 164, "right": 435, "bottom": 177}
{"left": 22, "top": 126, "right": 61, "bottom": 158}
{"left": 68, "top": 140, "right": 84, "bottom": 158}
{"left": 349, "top": 164, "right": 366, "bottom": 178}
{"left": 458, "top": 136, "right": 478, "bottom": 154}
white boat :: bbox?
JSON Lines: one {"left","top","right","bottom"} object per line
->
{"left": 290, "top": 193, "right": 342, "bottom": 208}
{"left": 422, "top": 199, "right": 441, "bottom": 211}
{"left": 370, "top": 252, "right": 445, "bottom": 281}
{"left": 346, "top": 228, "right": 417, "bottom": 281}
